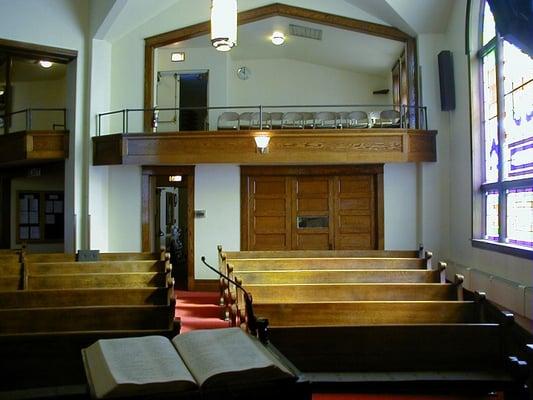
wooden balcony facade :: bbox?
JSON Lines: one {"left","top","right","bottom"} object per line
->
{"left": 0, "top": 130, "right": 69, "bottom": 167}
{"left": 92, "top": 128, "right": 437, "bottom": 166}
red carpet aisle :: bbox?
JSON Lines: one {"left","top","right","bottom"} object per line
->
{"left": 174, "top": 291, "right": 502, "bottom": 400}
{"left": 174, "top": 290, "right": 230, "bottom": 332}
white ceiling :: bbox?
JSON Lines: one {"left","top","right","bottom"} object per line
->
{"left": 95, "top": 0, "right": 456, "bottom": 43}
{"left": 164, "top": 16, "right": 405, "bottom": 76}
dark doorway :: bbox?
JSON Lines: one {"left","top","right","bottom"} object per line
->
{"left": 179, "top": 72, "right": 208, "bottom": 131}
{"left": 142, "top": 166, "right": 195, "bottom": 290}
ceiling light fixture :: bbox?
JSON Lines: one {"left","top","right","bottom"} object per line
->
{"left": 39, "top": 60, "right": 53, "bottom": 69}
{"left": 254, "top": 135, "right": 270, "bottom": 154}
{"left": 271, "top": 31, "right": 285, "bottom": 45}
{"left": 210, "top": 0, "right": 237, "bottom": 52}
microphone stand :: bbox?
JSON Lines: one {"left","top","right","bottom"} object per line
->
{"left": 202, "top": 256, "right": 268, "bottom": 342}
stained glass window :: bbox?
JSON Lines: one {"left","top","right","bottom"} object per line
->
{"left": 506, "top": 188, "right": 533, "bottom": 247}
{"left": 476, "top": 1, "right": 533, "bottom": 252}
{"left": 485, "top": 191, "right": 499, "bottom": 240}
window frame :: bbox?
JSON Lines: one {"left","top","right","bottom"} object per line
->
{"left": 470, "top": 0, "right": 533, "bottom": 259}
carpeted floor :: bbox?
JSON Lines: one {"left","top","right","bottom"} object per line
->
{"left": 175, "top": 290, "right": 230, "bottom": 332}
{"left": 174, "top": 291, "right": 503, "bottom": 400}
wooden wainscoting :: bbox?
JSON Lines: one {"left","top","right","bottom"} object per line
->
{"left": 241, "top": 165, "right": 384, "bottom": 251}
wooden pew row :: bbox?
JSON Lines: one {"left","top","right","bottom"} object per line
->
{"left": 244, "top": 281, "right": 462, "bottom": 303}
{"left": 234, "top": 268, "right": 444, "bottom": 285}
{"left": 267, "top": 324, "right": 529, "bottom": 395}
{"left": 0, "top": 304, "right": 176, "bottom": 334}
{"left": 25, "top": 259, "right": 169, "bottom": 274}
{"left": 25, "top": 271, "right": 170, "bottom": 289}
{"left": 22, "top": 250, "right": 165, "bottom": 263}
{"left": 0, "top": 276, "right": 22, "bottom": 290}
{"left": 228, "top": 257, "right": 429, "bottom": 271}
{"left": 0, "top": 287, "right": 173, "bottom": 308}
{"left": 217, "top": 245, "right": 431, "bottom": 308}
{"left": 218, "top": 244, "right": 426, "bottom": 260}
{"left": 248, "top": 300, "right": 480, "bottom": 327}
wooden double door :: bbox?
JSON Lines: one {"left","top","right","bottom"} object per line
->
{"left": 241, "top": 166, "right": 383, "bottom": 250}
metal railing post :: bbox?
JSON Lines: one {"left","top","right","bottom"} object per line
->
{"left": 259, "top": 105, "right": 263, "bottom": 129}
{"left": 122, "top": 109, "right": 126, "bottom": 134}
{"left": 27, "top": 109, "right": 32, "bottom": 131}
{"left": 125, "top": 109, "right": 129, "bottom": 134}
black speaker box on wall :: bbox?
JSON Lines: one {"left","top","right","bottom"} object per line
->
{"left": 438, "top": 50, "right": 455, "bottom": 111}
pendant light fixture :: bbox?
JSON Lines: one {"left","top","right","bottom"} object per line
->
{"left": 211, "top": 0, "right": 237, "bottom": 52}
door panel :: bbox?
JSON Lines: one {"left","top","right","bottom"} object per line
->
{"left": 335, "top": 176, "right": 376, "bottom": 250}
{"left": 292, "top": 177, "right": 332, "bottom": 250}
{"left": 248, "top": 176, "right": 291, "bottom": 250}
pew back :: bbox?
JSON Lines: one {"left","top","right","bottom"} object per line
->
{"left": 0, "top": 287, "right": 172, "bottom": 308}
{"left": 246, "top": 283, "right": 458, "bottom": 302}
{"left": 26, "top": 271, "right": 169, "bottom": 289}
{"left": 253, "top": 301, "right": 479, "bottom": 326}
{"left": 235, "top": 269, "right": 443, "bottom": 285}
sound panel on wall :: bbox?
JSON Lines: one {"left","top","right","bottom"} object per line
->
{"left": 438, "top": 50, "right": 455, "bottom": 111}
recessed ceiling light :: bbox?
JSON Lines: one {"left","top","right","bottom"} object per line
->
{"left": 271, "top": 31, "right": 285, "bottom": 46}
{"left": 171, "top": 52, "right": 185, "bottom": 62}
{"left": 39, "top": 60, "right": 53, "bottom": 69}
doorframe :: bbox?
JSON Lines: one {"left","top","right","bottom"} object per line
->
{"left": 141, "top": 166, "right": 195, "bottom": 289}
{"left": 240, "top": 165, "right": 384, "bottom": 250}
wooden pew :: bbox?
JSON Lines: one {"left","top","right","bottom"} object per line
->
{"left": 0, "top": 251, "right": 23, "bottom": 290}
{"left": 244, "top": 282, "right": 461, "bottom": 303}
{"left": 23, "top": 251, "right": 164, "bottom": 263}
{"left": 234, "top": 268, "right": 444, "bottom": 285}
{"left": 25, "top": 271, "right": 169, "bottom": 289}
{"left": 0, "top": 287, "right": 173, "bottom": 308}
{"left": 267, "top": 324, "right": 529, "bottom": 395}
{"left": 25, "top": 259, "right": 169, "bottom": 274}
{"left": 0, "top": 304, "right": 176, "bottom": 334}
{"left": 251, "top": 300, "right": 479, "bottom": 327}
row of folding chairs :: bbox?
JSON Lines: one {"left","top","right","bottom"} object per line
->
{"left": 217, "top": 110, "right": 401, "bottom": 130}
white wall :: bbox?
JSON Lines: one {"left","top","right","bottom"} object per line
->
{"left": 0, "top": 0, "right": 89, "bottom": 252}
{"left": 443, "top": 0, "right": 532, "bottom": 319}
{"left": 416, "top": 33, "right": 451, "bottom": 263}
{"left": 11, "top": 78, "right": 67, "bottom": 132}
{"left": 194, "top": 165, "right": 241, "bottom": 280}
{"left": 107, "top": 165, "right": 142, "bottom": 251}
{"left": 384, "top": 164, "right": 418, "bottom": 249}
{"left": 228, "top": 58, "right": 391, "bottom": 107}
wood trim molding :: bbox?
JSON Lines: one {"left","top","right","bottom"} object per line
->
{"left": 141, "top": 166, "right": 195, "bottom": 290}
{"left": 143, "top": 3, "right": 418, "bottom": 131}
{"left": 192, "top": 279, "right": 219, "bottom": 292}
{"left": 240, "top": 165, "right": 384, "bottom": 176}
{"left": 0, "top": 38, "right": 77, "bottom": 62}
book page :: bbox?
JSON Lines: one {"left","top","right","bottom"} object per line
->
{"left": 172, "top": 328, "right": 294, "bottom": 388}
{"left": 84, "top": 335, "right": 197, "bottom": 399}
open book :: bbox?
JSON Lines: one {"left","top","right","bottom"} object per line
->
{"left": 82, "top": 327, "right": 296, "bottom": 399}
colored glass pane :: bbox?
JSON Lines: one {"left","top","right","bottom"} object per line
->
{"left": 485, "top": 191, "right": 499, "bottom": 240}
{"left": 482, "top": 51, "right": 499, "bottom": 183}
{"left": 502, "top": 41, "right": 533, "bottom": 180}
{"left": 506, "top": 188, "right": 533, "bottom": 247}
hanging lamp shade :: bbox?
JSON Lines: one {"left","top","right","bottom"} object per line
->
{"left": 211, "top": 0, "right": 237, "bottom": 51}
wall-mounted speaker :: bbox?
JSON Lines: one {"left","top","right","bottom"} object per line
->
{"left": 438, "top": 50, "right": 455, "bottom": 111}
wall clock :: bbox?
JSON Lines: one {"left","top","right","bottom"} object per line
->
{"left": 237, "top": 66, "right": 251, "bottom": 80}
